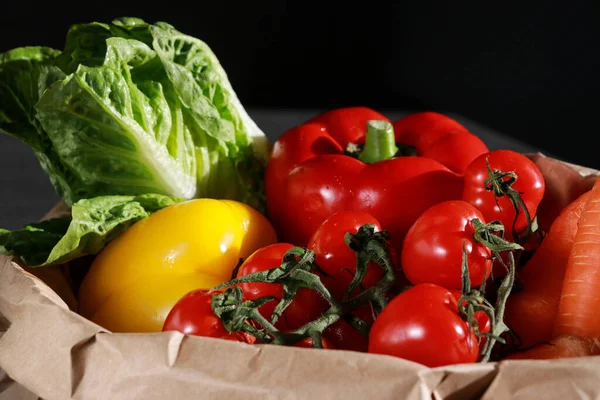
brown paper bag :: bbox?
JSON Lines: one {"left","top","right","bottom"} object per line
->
{"left": 1, "top": 153, "right": 599, "bottom": 400}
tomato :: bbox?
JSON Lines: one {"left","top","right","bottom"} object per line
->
{"left": 450, "top": 290, "right": 491, "bottom": 348}
{"left": 463, "top": 150, "right": 545, "bottom": 243}
{"left": 78, "top": 199, "right": 277, "bottom": 333}
{"left": 368, "top": 283, "right": 479, "bottom": 367}
{"left": 236, "top": 243, "right": 329, "bottom": 332}
{"left": 322, "top": 304, "right": 374, "bottom": 353}
{"left": 162, "top": 288, "right": 336, "bottom": 349}
{"left": 307, "top": 211, "right": 386, "bottom": 301}
{"left": 402, "top": 200, "right": 492, "bottom": 290}
{"left": 294, "top": 336, "right": 335, "bottom": 349}
{"left": 162, "top": 289, "right": 256, "bottom": 343}
{"left": 307, "top": 210, "right": 399, "bottom": 352}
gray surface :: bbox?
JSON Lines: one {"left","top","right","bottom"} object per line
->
{"left": 0, "top": 108, "right": 544, "bottom": 230}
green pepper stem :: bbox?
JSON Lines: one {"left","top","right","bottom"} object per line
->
{"left": 358, "top": 120, "right": 399, "bottom": 164}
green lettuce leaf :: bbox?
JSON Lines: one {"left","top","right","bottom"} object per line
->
{"left": 149, "top": 22, "right": 269, "bottom": 207}
{"left": 0, "top": 194, "right": 183, "bottom": 267}
{"left": 1, "top": 17, "right": 269, "bottom": 211}
{"left": 0, "top": 47, "right": 63, "bottom": 148}
{"left": 0, "top": 218, "right": 71, "bottom": 266}
{"left": 0, "top": 47, "right": 79, "bottom": 202}
{"left": 0, "top": 194, "right": 180, "bottom": 267}
{"left": 54, "top": 17, "right": 154, "bottom": 73}
{"left": 35, "top": 38, "right": 199, "bottom": 201}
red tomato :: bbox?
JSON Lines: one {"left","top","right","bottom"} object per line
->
{"left": 368, "top": 283, "right": 479, "bottom": 367}
{"left": 236, "top": 243, "right": 329, "bottom": 332}
{"left": 294, "top": 336, "right": 335, "bottom": 349}
{"left": 450, "top": 290, "right": 491, "bottom": 348}
{"left": 323, "top": 304, "right": 374, "bottom": 352}
{"left": 162, "top": 289, "right": 256, "bottom": 343}
{"left": 402, "top": 200, "right": 492, "bottom": 290}
{"left": 307, "top": 211, "right": 386, "bottom": 301}
{"left": 463, "top": 150, "right": 545, "bottom": 243}
{"left": 308, "top": 211, "right": 398, "bottom": 352}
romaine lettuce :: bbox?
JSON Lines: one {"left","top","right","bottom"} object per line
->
{"left": 0, "top": 17, "right": 269, "bottom": 211}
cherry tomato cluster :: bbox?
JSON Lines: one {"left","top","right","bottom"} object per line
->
{"left": 164, "top": 211, "right": 393, "bottom": 352}
{"left": 369, "top": 148, "right": 544, "bottom": 367}
{"left": 163, "top": 108, "right": 547, "bottom": 368}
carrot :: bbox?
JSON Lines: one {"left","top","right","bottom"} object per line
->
{"left": 505, "top": 335, "right": 600, "bottom": 360}
{"left": 553, "top": 177, "right": 600, "bottom": 338}
{"left": 527, "top": 154, "right": 597, "bottom": 233}
{"left": 504, "top": 191, "right": 590, "bottom": 348}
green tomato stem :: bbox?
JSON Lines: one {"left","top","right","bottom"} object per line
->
{"left": 210, "top": 224, "right": 398, "bottom": 348}
{"left": 484, "top": 158, "right": 537, "bottom": 245}
{"left": 462, "top": 217, "right": 523, "bottom": 362}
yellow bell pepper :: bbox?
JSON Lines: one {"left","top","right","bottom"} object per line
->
{"left": 78, "top": 199, "right": 277, "bottom": 333}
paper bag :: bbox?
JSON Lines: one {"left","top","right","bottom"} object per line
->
{"left": 0, "top": 153, "right": 599, "bottom": 400}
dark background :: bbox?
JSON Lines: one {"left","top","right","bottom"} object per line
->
{"left": 1, "top": 2, "right": 599, "bottom": 168}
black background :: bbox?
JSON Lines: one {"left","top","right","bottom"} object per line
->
{"left": 1, "top": 2, "right": 599, "bottom": 168}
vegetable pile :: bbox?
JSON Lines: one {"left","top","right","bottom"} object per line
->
{"left": 2, "top": 17, "right": 600, "bottom": 369}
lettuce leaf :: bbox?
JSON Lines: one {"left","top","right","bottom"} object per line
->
{"left": 0, "top": 47, "right": 79, "bottom": 202}
{"left": 0, "top": 18, "right": 269, "bottom": 211}
{"left": 0, "top": 218, "right": 71, "bottom": 267}
{"left": 0, "top": 194, "right": 180, "bottom": 267}
{"left": 34, "top": 39, "right": 199, "bottom": 202}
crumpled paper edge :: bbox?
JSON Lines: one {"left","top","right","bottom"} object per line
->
{"left": 0, "top": 369, "right": 39, "bottom": 400}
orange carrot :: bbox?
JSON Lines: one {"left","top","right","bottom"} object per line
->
{"left": 553, "top": 177, "right": 600, "bottom": 338}
{"left": 527, "top": 154, "right": 597, "bottom": 233}
{"left": 504, "top": 191, "right": 590, "bottom": 348}
{"left": 505, "top": 335, "right": 600, "bottom": 360}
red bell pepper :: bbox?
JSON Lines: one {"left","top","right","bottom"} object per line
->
{"left": 392, "top": 111, "right": 489, "bottom": 174}
{"left": 265, "top": 107, "right": 488, "bottom": 252}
